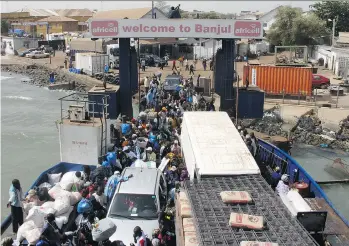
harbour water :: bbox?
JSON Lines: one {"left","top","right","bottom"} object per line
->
{"left": 292, "top": 143, "right": 349, "bottom": 221}
{"left": 1, "top": 73, "right": 348, "bottom": 223}
{"left": 1, "top": 72, "right": 69, "bottom": 220}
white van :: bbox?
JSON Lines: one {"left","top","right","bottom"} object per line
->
{"left": 107, "top": 167, "right": 167, "bottom": 244}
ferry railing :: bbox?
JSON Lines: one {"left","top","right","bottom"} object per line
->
{"left": 257, "top": 138, "right": 349, "bottom": 228}
{"left": 1, "top": 163, "right": 97, "bottom": 235}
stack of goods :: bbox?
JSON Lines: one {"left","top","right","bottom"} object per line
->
{"left": 176, "top": 191, "right": 198, "bottom": 246}
{"left": 220, "top": 191, "right": 252, "bottom": 204}
{"left": 229, "top": 213, "right": 264, "bottom": 230}
{"left": 16, "top": 171, "right": 83, "bottom": 244}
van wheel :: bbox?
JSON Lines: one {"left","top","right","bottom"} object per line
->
{"left": 321, "top": 84, "right": 329, "bottom": 89}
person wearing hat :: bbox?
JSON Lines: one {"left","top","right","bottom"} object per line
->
{"left": 276, "top": 174, "right": 290, "bottom": 195}
{"left": 142, "top": 147, "right": 156, "bottom": 162}
{"left": 271, "top": 166, "right": 282, "bottom": 190}
{"left": 123, "top": 146, "right": 137, "bottom": 167}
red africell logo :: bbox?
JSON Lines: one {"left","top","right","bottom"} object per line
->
{"left": 91, "top": 20, "right": 118, "bottom": 37}
{"left": 234, "top": 21, "right": 262, "bottom": 37}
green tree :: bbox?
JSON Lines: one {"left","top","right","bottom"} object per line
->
{"left": 311, "top": 1, "right": 349, "bottom": 35}
{"left": 1, "top": 20, "right": 9, "bottom": 34}
{"left": 267, "top": 6, "right": 329, "bottom": 46}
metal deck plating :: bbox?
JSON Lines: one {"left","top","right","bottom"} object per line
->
{"left": 184, "top": 175, "right": 319, "bottom": 246}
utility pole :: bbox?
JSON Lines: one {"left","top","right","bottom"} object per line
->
{"left": 152, "top": 1, "right": 154, "bottom": 19}
{"left": 332, "top": 18, "right": 336, "bottom": 47}
{"left": 329, "top": 16, "right": 337, "bottom": 47}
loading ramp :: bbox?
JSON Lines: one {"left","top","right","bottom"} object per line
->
{"left": 184, "top": 175, "right": 319, "bottom": 246}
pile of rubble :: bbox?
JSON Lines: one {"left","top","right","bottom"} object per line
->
{"left": 241, "top": 109, "right": 288, "bottom": 138}
{"left": 1, "top": 64, "right": 88, "bottom": 92}
{"left": 292, "top": 114, "right": 349, "bottom": 151}
{"left": 242, "top": 108, "right": 349, "bottom": 152}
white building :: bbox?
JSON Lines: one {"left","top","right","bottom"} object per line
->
{"left": 258, "top": 6, "right": 281, "bottom": 32}
{"left": 310, "top": 45, "right": 349, "bottom": 77}
{"left": 1, "top": 36, "right": 39, "bottom": 55}
{"left": 193, "top": 39, "right": 222, "bottom": 59}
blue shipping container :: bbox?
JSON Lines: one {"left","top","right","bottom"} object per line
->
{"left": 88, "top": 85, "right": 120, "bottom": 120}
{"left": 237, "top": 89, "right": 265, "bottom": 119}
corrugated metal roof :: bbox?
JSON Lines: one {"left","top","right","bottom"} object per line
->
{"left": 37, "top": 16, "right": 78, "bottom": 22}
{"left": 54, "top": 9, "right": 93, "bottom": 17}
{"left": 15, "top": 8, "right": 59, "bottom": 17}
{"left": 93, "top": 7, "right": 152, "bottom": 19}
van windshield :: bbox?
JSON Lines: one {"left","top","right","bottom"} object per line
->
{"left": 165, "top": 78, "right": 180, "bottom": 86}
{"left": 109, "top": 193, "right": 158, "bottom": 219}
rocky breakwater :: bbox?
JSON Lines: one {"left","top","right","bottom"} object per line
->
{"left": 1, "top": 64, "right": 101, "bottom": 93}
{"left": 242, "top": 109, "right": 349, "bottom": 152}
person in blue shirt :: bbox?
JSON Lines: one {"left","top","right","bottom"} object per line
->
{"left": 7, "top": 179, "right": 24, "bottom": 234}
{"left": 104, "top": 64, "right": 109, "bottom": 73}
{"left": 104, "top": 171, "right": 132, "bottom": 206}
{"left": 271, "top": 166, "right": 282, "bottom": 190}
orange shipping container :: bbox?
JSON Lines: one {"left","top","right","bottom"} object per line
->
{"left": 242, "top": 66, "right": 313, "bottom": 96}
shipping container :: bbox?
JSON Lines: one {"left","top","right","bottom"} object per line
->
{"left": 75, "top": 53, "right": 109, "bottom": 76}
{"left": 88, "top": 85, "right": 120, "bottom": 120}
{"left": 243, "top": 65, "right": 313, "bottom": 96}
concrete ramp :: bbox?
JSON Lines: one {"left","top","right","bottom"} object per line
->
{"left": 48, "top": 82, "right": 75, "bottom": 90}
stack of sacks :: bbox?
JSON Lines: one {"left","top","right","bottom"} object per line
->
{"left": 184, "top": 232, "right": 199, "bottom": 246}
{"left": 178, "top": 192, "right": 192, "bottom": 218}
{"left": 16, "top": 182, "right": 83, "bottom": 244}
{"left": 240, "top": 242, "right": 279, "bottom": 246}
{"left": 23, "top": 173, "right": 63, "bottom": 216}
{"left": 182, "top": 218, "right": 195, "bottom": 233}
{"left": 176, "top": 192, "right": 197, "bottom": 246}
{"left": 17, "top": 205, "right": 56, "bottom": 244}
{"left": 183, "top": 218, "right": 198, "bottom": 246}
{"left": 229, "top": 213, "right": 264, "bottom": 230}
{"left": 37, "top": 172, "right": 63, "bottom": 191}
{"left": 59, "top": 171, "right": 84, "bottom": 191}
{"left": 220, "top": 191, "right": 252, "bottom": 204}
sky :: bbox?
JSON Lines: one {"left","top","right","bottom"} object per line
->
{"left": 1, "top": 1, "right": 316, "bottom": 14}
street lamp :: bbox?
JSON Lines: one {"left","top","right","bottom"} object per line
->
{"left": 328, "top": 17, "right": 337, "bottom": 47}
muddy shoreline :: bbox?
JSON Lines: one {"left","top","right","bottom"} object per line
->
{"left": 1, "top": 63, "right": 101, "bottom": 93}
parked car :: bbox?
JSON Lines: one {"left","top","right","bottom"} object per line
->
{"left": 150, "top": 54, "right": 167, "bottom": 67}
{"left": 107, "top": 167, "right": 167, "bottom": 244}
{"left": 18, "top": 48, "right": 37, "bottom": 57}
{"left": 312, "top": 74, "right": 330, "bottom": 89}
{"left": 26, "top": 51, "right": 50, "bottom": 59}
{"left": 140, "top": 53, "right": 167, "bottom": 67}
{"left": 163, "top": 74, "right": 183, "bottom": 92}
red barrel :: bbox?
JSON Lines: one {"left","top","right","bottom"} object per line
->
{"left": 294, "top": 182, "right": 309, "bottom": 197}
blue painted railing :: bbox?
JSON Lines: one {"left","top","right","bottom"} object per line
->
{"left": 257, "top": 139, "right": 349, "bottom": 228}
{"left": 1, "top": 162, "right": 96, "bottom": 235}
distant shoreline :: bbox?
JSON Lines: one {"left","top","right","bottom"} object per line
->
{"left": 1, "top": 55, "right": 103, "bottom": 92}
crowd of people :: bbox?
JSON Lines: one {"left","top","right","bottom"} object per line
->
{"left": 4, "top": 72, "right": 207, "bottom": 246}
{"left": 4, "top": 67, "right": 293, "bottom": 246}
